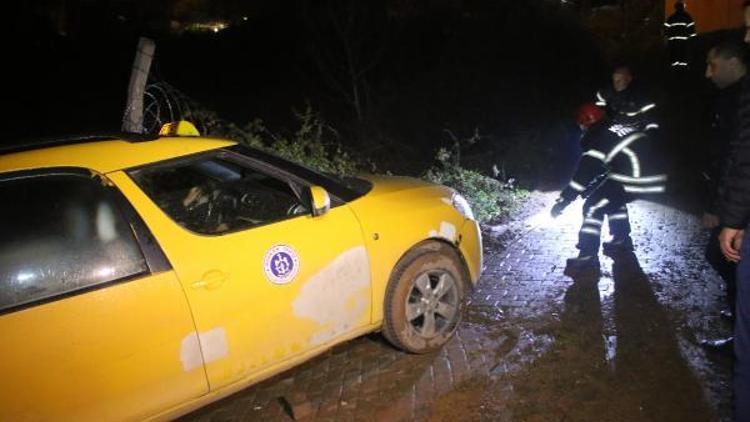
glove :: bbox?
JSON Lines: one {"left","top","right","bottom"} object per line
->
{"left": 550, "top": 197, "right": 570, "bottom": 218}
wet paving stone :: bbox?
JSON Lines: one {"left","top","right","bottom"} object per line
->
{"left": 183, "top": 192, "right": 732, "bottom": 422}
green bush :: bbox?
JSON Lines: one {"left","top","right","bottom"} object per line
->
{"left": 184, "top": 108, "right": 265, "bottom": 148}
{"left": 181, "top": 96, "right": 526, "bottom": 224}
{"left": 195, "top": 104, "right": 360, "bottom": 177}
{"left": 424, "top": 141, "right": 528, "bottom": 225}
{"left": 254, "top": 106, "right": 360, "bottom": 177}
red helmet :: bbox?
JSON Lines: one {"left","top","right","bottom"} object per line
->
{"left": 576, "top": 103, "right": 605, "bottom": 128}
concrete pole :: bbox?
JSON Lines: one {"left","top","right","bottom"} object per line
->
{"left": 122, "top": 37, "right": 156, "bottom": 133}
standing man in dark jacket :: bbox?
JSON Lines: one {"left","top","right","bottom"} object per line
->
{"left": 664, "top": 1, "right": 696, "bottom": 69}
{"left": 701, "top": 41, "right": 746, "bottom": 351}
{"left": 551, "top": 103, "right": 667, "bottom": 276}
{"left": 718, "top": 2, "right": 750, "bottom": 419}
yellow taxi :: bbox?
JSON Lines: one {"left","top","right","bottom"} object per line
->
{"left": 0, "top": 123, "right": 482, "bottom": 421}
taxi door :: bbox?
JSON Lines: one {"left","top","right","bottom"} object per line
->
{"left": 0, "top": 169, "right": 207, "bottom": 421}
{"left": 110, "top": 155, "right": 371, "bottom": 391}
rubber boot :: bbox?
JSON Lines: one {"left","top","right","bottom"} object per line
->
{"left": 602, "top": 236, "right": 634, "bottom": 257}
{"left": 564, "top": 254, "right": 600, "bottom": 277}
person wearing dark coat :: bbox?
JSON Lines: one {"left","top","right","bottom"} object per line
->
{"left": 701, "top": 41, "right": 745, "bottom": 352}
{"left": 664, "top": 1, "right": 696, "bottom": 69}
{"left": 719, "top": 3, "right": 750, "bottom": 419}
{"left": 551, "top": 103, "right": 667, "bottom": 276}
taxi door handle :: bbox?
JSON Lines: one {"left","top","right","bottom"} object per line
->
{"left": 192, "top": 270, "right": 229, "bottom": 290}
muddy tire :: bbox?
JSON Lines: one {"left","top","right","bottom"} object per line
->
{"left": 383, "top": 244, "right": 468, "bottom": 354}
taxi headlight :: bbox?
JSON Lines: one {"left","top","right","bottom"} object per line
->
{"left": 451, "top": 192, "right": 475, "bottom": 221}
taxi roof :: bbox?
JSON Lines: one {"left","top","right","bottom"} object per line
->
{"left": 0, "top": 135, "right": 236, "bottom": 175}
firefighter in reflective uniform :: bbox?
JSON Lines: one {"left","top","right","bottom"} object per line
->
{"left": 664, "top": 1, "right": 696, "bottom": 69}
{"left": 551, "top": 103, "right": 667, "bottom": 274}
{"left": 594, "top": 66, "right": 660, "bottom": 133}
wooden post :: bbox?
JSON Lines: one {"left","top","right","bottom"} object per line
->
{"left": 122, "top": 37, "right": 156, "bottom": 133}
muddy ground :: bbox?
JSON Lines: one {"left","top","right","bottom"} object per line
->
{"left": 185, "top": 184, "right": 733, "bottom": 422}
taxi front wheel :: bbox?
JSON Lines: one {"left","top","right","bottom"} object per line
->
{"left": 383, "top": 244, "right": 467, "bottom": 354}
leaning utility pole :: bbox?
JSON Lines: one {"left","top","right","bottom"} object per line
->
{"left": 122, "top": 37, "right": 156, "bottom": 133}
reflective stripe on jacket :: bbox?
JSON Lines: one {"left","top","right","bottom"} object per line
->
{"left": 562, "top": 121, "right": 666, "bottom": 201}
{"left": 664, "top": 11, "right": 695, "bottom": 41}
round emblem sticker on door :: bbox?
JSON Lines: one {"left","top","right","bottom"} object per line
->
{"left": 263, "top": 244, "right": 301, "bottom": 285}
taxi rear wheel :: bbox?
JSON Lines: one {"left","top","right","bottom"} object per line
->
{"left": 383, "top": 244, "right": 467, "bottom": 354}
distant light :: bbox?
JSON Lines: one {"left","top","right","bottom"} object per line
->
{"left": 185, "top": 21, "right": 229, "bottom": 34}
{"left": 243, "top": 16, "right": 248, "bottom": 21}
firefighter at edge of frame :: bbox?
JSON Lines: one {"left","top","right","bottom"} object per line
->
{"left": 664, "top": 0, "right": 696, "bottom": 69}
{"left": 550, "top": 103, "right": 668, "bottom": 276}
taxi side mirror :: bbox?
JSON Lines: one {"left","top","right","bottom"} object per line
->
{"left": 309, "top": 186, "right": 330, "bottom": 217}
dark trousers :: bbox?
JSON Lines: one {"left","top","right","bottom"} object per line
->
{"left": 735, "top": 227, "right": 750, "bottom": 421}
{"left": 668, "top": 41, "right": 688, "bottom": 67}
{"left": 706, "top": 226, "right": 737, "bottom": 312}
{"left": 577, "top": 181, "right": 631, "bottom": 256}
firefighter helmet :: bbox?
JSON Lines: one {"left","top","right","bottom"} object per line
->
{"left": 576, "top": 103, "right": 605, "bottom": 128}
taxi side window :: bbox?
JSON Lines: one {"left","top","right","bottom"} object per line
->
{"left": 130, "top": 156, "right": 310, "bottom": 234}
{"left": 0, "top": 174, "right": 148, "bottom": 313}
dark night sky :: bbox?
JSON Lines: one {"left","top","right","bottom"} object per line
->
{"left": 5, "top": 0, "right": 663, "bottom": 176}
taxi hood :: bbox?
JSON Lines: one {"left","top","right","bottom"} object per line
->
{"left": 359, "top": 175, "right": 451, "bottom": 197}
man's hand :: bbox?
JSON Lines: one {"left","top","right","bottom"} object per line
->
{"left": 551, "top": 197, "right": 570, "bottom": 218}
{"left": 702, "top": 213, "right": 720, "bottom": 229}
{"left": 719, "top": 227, "right": 745, "bottom": 262}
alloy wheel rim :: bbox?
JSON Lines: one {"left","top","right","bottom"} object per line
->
{"left": 405, "top": 270, "right": 459, "bottom": 338}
